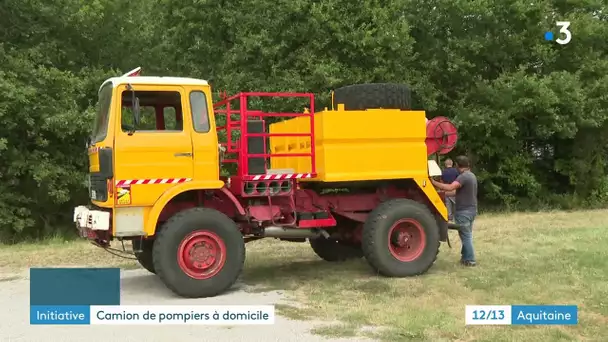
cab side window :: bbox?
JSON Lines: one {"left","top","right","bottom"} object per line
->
{"left": 190, "top": 91, "right": 210, "bottom": 133}
{"left": 121, "top": 90, "right": 183, "bottom": 132}
{"left": 163, "top": 106, "right": 182, "bottom": 130}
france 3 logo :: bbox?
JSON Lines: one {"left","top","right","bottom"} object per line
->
{"left": 544, "top": 21, "right": 572, "bottom": 45}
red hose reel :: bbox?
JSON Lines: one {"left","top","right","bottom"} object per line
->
{"left": 425, "top": 116, "right": 458, "bottom": 155}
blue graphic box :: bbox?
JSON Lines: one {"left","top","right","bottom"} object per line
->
{"left": 30, "top": 268, "right": 120, "bottom": 325}
{"left": 30, "top": 267, "right": 120, "bottom": 306}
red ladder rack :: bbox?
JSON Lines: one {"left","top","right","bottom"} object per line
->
{"left": 213, "top": 92, "right": 317, "bottom": 181}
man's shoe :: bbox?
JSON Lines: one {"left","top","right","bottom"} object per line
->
{"left": 461, "top": 260, "right": 477, "bottom": 267}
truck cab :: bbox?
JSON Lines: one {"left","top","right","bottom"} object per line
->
{"left": 78, "top": 70, "right": 222, "bottom": 241}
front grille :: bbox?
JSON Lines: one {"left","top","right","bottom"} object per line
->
{"left": 90, "top": 173, "right": 108, "bottom": 202}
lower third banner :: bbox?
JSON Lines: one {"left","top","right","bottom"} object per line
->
{"left": 30, "top": 305, "right": 275, "bottom": 325}
{"left": 465, "top": 305, "right": 578, "bottom": 325}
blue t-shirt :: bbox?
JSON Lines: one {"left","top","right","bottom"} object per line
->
{"left": 442, "top": 167, "right": 459, "bottom": 184}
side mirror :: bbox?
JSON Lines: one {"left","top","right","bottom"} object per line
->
{"left": 127, "top": 83, "right": 140, "bottom": 130}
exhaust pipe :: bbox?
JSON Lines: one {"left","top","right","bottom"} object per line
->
{"left": 262, "top": 226, "right": 329, "bottom": 239}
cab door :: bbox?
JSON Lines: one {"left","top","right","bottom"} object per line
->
{"left": 186, "top": 87, "right": 220, "bottom": 182}
{"left": 113, "top": 85, "right": 194, "bottom": 207}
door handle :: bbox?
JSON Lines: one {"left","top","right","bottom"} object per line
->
{"left": 174, "top": 152, "right": 192, "bottom": 157}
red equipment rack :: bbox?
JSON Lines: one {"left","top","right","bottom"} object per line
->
{"left": 213, "top": 92, "right": 317, "bottom": 181}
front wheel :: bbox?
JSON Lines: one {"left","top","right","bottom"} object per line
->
{"left": 153, "top": 207, "right": 245, "bottom": 298}
{"left": 362, "top": 199, "right": 440, "bottom": 277}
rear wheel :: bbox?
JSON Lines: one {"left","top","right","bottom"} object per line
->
{"left": 153, "top": 207, "right": 245, "bottom": 298}
{"left": 362, "top": 199, "right": 439, "bottom": 277}
{"left": 132, "top": 238, "right": 155, "bottom": 274}
{"left": 309, "top": 237, "right": 363, "bottom": 262}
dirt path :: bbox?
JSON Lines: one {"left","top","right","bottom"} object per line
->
{"left": 0, "top": 269, "right": 375, "bottom": 342}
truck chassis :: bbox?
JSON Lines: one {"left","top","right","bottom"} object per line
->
{"left": 74, "top": 83, "right": 458, "bottom": 298}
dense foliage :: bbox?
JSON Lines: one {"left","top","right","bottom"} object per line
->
{"left": 1, "top": 0, "right": 606, "bottom": 241}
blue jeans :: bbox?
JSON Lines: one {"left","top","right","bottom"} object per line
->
{"left": 445, "top": 197, "right": 455, "bottom": 221}
{"left": 455, "top": 210, "right": 476, "bottom": 262}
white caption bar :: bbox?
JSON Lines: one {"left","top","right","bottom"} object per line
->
{"left": 90, "top": 305, "right": 275, "bottom": 325}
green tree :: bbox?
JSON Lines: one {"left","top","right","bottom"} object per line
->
{"left": 1, "top": 0, "right": 607, "bottom": 241}
{"left": 0, "top": 0, "right": 161, "bottom": 240}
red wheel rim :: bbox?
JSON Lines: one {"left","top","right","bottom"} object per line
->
{"left": 177, "top": 230, "right": 226, "bottom": 280}
{"left": 387, "top": 219, "right": 426, "bottom": 262}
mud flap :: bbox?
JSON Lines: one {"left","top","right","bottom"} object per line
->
{"left": 436, "top": 217, "right": 451, "bottom": 248}
{"left": 448, "top": 223, "right": 462, "bottom": 231}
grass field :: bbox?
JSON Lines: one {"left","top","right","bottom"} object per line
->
{"left": 1, "top": 209, "right": 607, "bottom": 341}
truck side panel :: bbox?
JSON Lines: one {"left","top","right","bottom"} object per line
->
{"left": 269, "top": 108, "right": 429, "bottom": 182}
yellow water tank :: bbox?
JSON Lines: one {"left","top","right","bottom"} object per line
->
{"left": 268, "top": 105, "right": 430, "bottom": 182}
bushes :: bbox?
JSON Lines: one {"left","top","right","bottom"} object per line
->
{"left": 1, "top": 0, "right": 607, "bottom": 241}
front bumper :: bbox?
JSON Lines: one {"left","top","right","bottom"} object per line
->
{"left": 73, "top": 205, "right": 110, "bottom": 238}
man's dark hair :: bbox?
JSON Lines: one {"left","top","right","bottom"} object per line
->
{"left": 455, "top": 155, "right": 470, "bottom": 168}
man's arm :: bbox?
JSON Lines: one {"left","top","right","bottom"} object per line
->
{"left": 431, "top": 178, "right": 461, "bottom": 191}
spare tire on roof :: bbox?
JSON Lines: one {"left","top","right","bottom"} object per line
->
{"left": 332, "top": 83, "right": 412, "bottom": 110}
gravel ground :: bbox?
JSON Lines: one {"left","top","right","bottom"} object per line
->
{"left": 0, "top": 269, "right": 376, "bottom": 342}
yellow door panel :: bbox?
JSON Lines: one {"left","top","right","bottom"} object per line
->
{"left": 113, "top": 85, "right": 194, "bottom": 207}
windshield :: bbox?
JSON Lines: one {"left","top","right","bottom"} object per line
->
{"left": 91, "top": 84, "right": 113, "bottom": 144}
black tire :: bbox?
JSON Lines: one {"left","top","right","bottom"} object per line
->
{"left": 333, "top": 83, "right": 412, "bottom": 110}
{"left": 132, "top": 238, "right": 156, "bottom": 274}
{"left": 362, "top": 199, "right": 440, "bottom": 277}
{"left": 153, "top": 207, "right": 245, "bottom": 298}
{"left": 309, "top": 237, "right": 363, "bottom": 262}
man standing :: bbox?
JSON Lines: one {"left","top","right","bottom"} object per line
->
{"left": 431, "top": 155, "right": 478, "bottom": 267}
{"left": 441, "top": 158, "right": 458, "bottom": 221}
